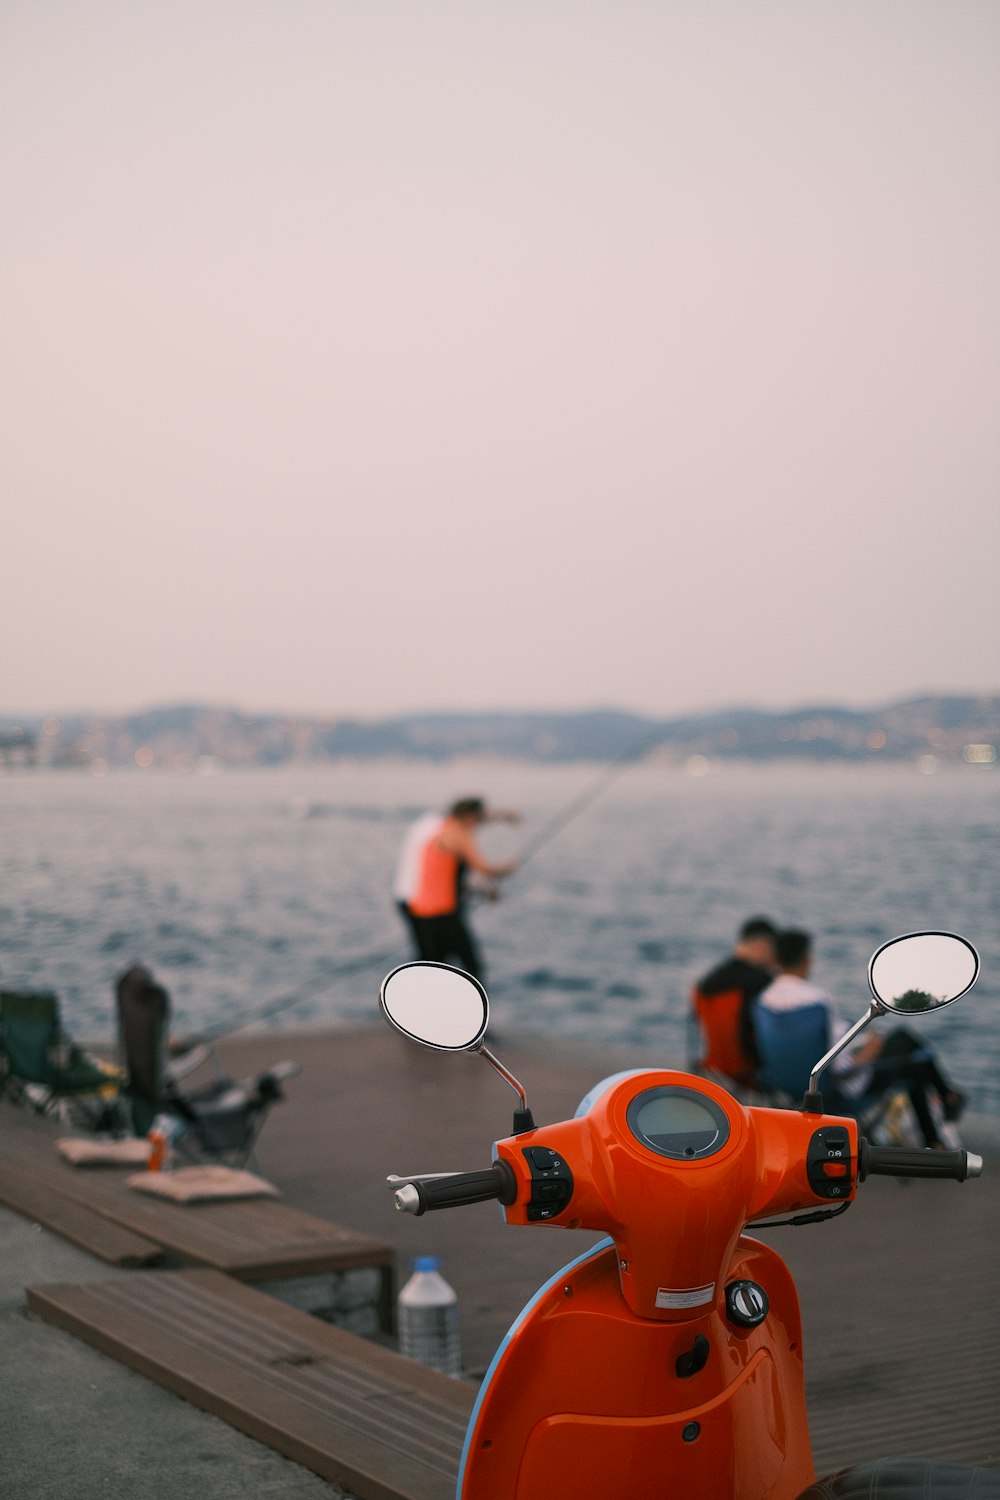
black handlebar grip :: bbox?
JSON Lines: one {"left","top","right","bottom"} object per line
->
{"left": 409, "top": 1162, "right": 518, "bottom": 1215}
{"left": 859, "top": 1140, "right": 982, "bottom": 1182}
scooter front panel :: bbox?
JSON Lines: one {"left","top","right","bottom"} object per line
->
{"left": 460, "top": 1235, "right": 813, "bottom": 1499}
{"left": 513, "top": 1356, "right": 787, "bottom": 1500}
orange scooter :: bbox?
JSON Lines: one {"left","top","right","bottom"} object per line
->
{"left": 381, "top": 932, "right": 988, "bottom": 1500}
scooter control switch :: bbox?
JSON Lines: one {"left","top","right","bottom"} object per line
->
{"left": 521, "top": 1146, "right": 574, "bottom": 1221}
{"left": 725, "top": 1280, "right": 769, "bottom": 1329}
{"left": 807, "top": 1127, "right": 855, "bottom": 1199}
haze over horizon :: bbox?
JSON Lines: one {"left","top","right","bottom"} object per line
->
{"left": 4, "top": 685, "right": 995, "bottom": 730}
{"left": 4, "top": 2, "right": 999, "bottom": 723}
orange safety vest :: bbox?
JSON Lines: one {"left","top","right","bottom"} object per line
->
{"left": 408, "top": 832, "right": 460, "bottom": 918}
{"left": 691, "top": 984, "right": 758, "bottom": 1084}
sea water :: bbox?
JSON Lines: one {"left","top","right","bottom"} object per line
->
{"left": 1, "top": 760, "right": 996, "bottom": 1114}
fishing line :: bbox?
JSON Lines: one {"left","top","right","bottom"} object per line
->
{"left": 197, "top": 940, "right": 403, "bottom": 1040}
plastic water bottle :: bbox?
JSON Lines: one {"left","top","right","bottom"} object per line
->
{"left": 398, "top": 1256, "right": 462, "bottom": 1378}
{"left": 146, "top": 1113, "right": 184, "bottom": 1171}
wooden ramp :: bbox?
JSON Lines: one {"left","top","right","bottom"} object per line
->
{"left": 28, "top": 1269, "right": 474, "bottom": 1500}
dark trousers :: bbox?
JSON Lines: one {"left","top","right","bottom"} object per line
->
{"left": 398, "top": 903, "right": 483, "bottom": 981}
{"left": 872, "top": 1028, "right": 956, "bottom": 1147}
{"left": 830, "top": 1027, "right": 956, "bottom": 1148}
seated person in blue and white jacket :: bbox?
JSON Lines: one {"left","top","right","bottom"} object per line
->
{"left": 757, "top": 928, "right": 965, "bottom": 1149}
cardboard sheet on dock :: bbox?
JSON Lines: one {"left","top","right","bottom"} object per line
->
{"left": 127, "top": 1166, "right": 279, "bottom": 1202}
{"left": 57, "top": 1138, "right": 152, "bottom": 1167}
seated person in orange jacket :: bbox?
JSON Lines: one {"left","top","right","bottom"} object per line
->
{"left": 691, "top": 916, "right": 778, "bottom": 1086}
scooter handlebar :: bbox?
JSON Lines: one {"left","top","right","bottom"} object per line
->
{"left": 858, "top": 1140, "right": 983, "bottom": 1182}
{"left": 389, "top": 1162, "right": 518, "bottom": 1216}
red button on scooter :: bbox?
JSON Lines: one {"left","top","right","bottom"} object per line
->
{"left": 822, "top": 1162, "right": 848, "bottom": 1178}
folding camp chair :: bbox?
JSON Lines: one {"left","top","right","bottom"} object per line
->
{"left": 115, "top": 965, "right": 299, "bottom": 1167}
{"left": 0, "top": 989, "right": 121, "bottom": 1127}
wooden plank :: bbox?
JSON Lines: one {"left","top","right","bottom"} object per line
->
{"left": 0, "top": 1116, "right": 395, "bottom": 1327}
{"left": 0, "top": 1157, "right": 163, "bottom": 1267}
{"left": 0, "top": 1117, "right": 390, "bottom": 1271}
{"left": 804, "top": 1299, "right": 1000, "bottom": 1469}
{"left": 28, "top": 1270, "right": 474, "bottom": 1500}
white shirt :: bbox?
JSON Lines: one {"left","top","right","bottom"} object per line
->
{"left": 392, "top": 813, "right": 443, "bottom": 904}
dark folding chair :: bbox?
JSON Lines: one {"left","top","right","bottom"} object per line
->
{"left": 115, "top": 965, "right": 299, "bottom": 1167}
{"left": 0, "top": 989, "right": 121, "bottom": 1127}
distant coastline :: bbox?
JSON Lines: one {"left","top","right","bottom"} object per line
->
{"left": 1, "top": 694, "right": 997, "bottom": 772}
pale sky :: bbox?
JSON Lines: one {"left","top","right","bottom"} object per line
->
{"left": 3, "top": 1, "right": 999, "bottom": 720}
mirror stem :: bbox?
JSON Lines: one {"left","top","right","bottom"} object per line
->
{"left": 801, "top": 1000, "right": 882, "bottom": 1112}
{"left": 478, "top": 1043, "right": 536, "bottom": 1134}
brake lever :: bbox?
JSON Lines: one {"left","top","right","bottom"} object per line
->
{"left": 386, "top": 1171, "right": 465, "bottom": 1189}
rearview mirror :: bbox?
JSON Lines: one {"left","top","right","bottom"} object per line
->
{"left": 379, "top": 961, "right": 536, "bottom": 1133}
{"left": 380, "top": 961, "right": 489, "bottom": 1051}
{"left": 868, "top": 932, "right": 980, "bottom": 1014}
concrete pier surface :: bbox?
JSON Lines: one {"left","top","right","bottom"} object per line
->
{"left": 3, "top": 1020, "right": 998, "bottom": 1496}
{"left": 0, "top": 1208, "right": 338, "bottom": 1500}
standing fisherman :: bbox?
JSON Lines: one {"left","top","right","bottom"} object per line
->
{"left": 393, "top": 798, "right": 519, "bottom": 980}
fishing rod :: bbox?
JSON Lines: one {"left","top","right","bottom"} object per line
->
{"left": 509, "top": 726, "right": 669, "bottom": 871}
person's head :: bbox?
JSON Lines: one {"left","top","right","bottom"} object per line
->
{"left": 735, "top": 916, "right": 778, "bottom": 968}
{"left": 449, "top": 796, "right": 486, "bottom": 826}
{"left": 775, "top": 927, "right": 813, "bottom": 976}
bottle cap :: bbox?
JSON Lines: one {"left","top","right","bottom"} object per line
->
{"left": 413, "top": 1255, "right": 442, "bottom": 1272}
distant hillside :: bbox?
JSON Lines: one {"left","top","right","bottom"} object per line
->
{"left": 1, "top": 695, "right": 997, "bottom": 771}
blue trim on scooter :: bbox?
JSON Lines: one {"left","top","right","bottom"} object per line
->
{"left": 455, "top": 1235, "right": 616, "bottom": 1498}
{"left": 574, "top": 1070, "right": 647, "bottom": 1117}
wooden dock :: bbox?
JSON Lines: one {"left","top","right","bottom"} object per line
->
{"left": 4, "top": 1021, "right": 998, "bottom": 1494}
{"left": 219, "top": 1023, "right": 1000, "bottom": 1474}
